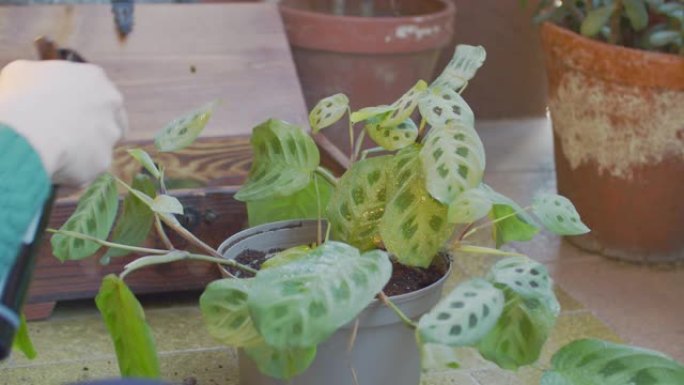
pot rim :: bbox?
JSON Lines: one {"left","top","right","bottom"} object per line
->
{"left": 216, "top": 218, "right": 452, "bottom": 305}
{"left": 279, "top": 0, "right": 456, "bottom": 54}
{"left": 539, "top": 22, "right": 684, "bottom": 89}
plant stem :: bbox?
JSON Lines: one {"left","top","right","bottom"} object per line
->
{"left": 609, "top": 0, "right": 623, "bottom": 45}
{"left": 154, "top": 215, "right": 174, "bottom": 250}
{"left": 377, "top": 291, "right": 417, "bottom": 329}
{"left": 418, "top": 117, "right": 427, "bottom": 138}
{"left": 157, "top": 213, "right": 222, "bottom": 258}
{"left": 314, "top": 175, "right": 322, "bottom": 245}
{"left": 352, "top": 129, "right": 366, "bottom": 162}
{"left": 120, "top": 252, "right": 257, "bottom": 280}
{"left": 159, "top": 166, "right": 168, "bottom": 195}
{"left": 347, "top": 107, "right": 355, "bottom": 161}
{"left": 315, "top": 166, "right": 338, "bottom": 187}
{"left": 462, "top": 205, "right": 534, "bottom": 240}
{"left": 458, "top": 81, "right": 469, "bottom": 95}
{"left": 324, "top": 223, "right": 332, "bottom": 243}
{"left": 46, "top": 229, "right": 169, "bottom": 255}
{"left": 360, "top": 147, "right": 385, "bottom": 160}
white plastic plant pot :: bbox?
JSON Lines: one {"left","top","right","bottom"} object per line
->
{"left": 217, "top": 219, "right": 451, "bottom": 385}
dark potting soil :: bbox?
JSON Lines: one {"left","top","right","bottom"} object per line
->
{"left": 230, "top": 249, "right": 448, "bottom": 297}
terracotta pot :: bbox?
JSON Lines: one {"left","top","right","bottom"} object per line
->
{"left": 279, "top": 0, "right": 455, "bottom": 155}
{"left": 217, "top": 219, "right": 450, "bottom": 385}
{"left": 539, "top": 22, "right": 684, "bottom": 263}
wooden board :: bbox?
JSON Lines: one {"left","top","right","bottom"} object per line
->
{"left": 0, "top": 3, "right": 347, "bottom": 319}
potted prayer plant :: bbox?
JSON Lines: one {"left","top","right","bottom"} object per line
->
{"left": 24, "top": 44, "right": 684, "bottom": 385}
{"left": 532, "top": 0, "right": 684, "bottom": 263}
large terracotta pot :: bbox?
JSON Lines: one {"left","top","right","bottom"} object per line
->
{"left": 279, "top": 0, "right": 455, "bottom": 155}
{"left": 539, "top": 22, "right": 684, "bottom": 263}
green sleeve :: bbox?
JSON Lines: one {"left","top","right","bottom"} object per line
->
{"left": 0, "top": 124, "right": 50, "bottom": 288}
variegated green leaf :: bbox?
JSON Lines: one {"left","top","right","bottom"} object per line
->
{"left": 365, "top": 117, "right": 418, "bottom": 151}
{"left": 541, "top": 339, "right": 684, "bottom": 385}
{"left": 350, "top": 105, "right": 394, "bottom": 124}
{"left": 155, "top": 102, "right": 215, "bottom": 152}
{"left": 51, "top": 173, "right": 119, "bottom": 261}
{"left": 326, "top": 156, "right": 392, "bottom": 250}
{"left": 481, "top": 185, "right": 539, "bottom": 248}
{"left": 244, "top": 343, "right": 317, "bottom": 380}
{"left": 431, "top": 45, "right": 487, "bottom": 91}
{"left": 199, "top": 278, "right": 262, "bottom": 348}
{"left": 122, "top": 251, "right": 188, "bottom": 276}
{"left": 380, "top": 80, "right": 428, "bottom": 127}
{"left": 420, "top": 124, "right": 486, "bottom": 205}
{"left": 103, "top": 174, "right": 156, "bottom": 261}
{"left": 248, "top": 242, "right": 392, "bottom": 348}
{"left": 418, "top": 86, "right": 474, "bottom": 129}
{"left": 477, "top": 287, "right": 557, "bottom": 370}
{"left": 487, "top": 256, "right": 560, "bottom": 316}
{"left": 235, "top": 119, "right": 320, "bottom": 201}
{"left": 379, "top": 146, "right": 453, "bottom": 268}
{"left": 309, "top": 93, "right": 349, "bottom": 133}
{"left": 418, "top": 278, "right": 504, "bottom": 347}
{"left": 532, "top": 193, "right": 590, "bottom": 236}
{"left": 448, "top": 186, "right": 493, "bottom": 224}
{"left": 262, "top": 245, "right": 312, "bottom": 270}
{"left": 127, "top": 149, "right": 160, "bottom": 179}
{"left": 246, "top": 174, "right": 333, "bottom": 227}
{"left": 150, "top": 194, "right": 183, "bottom": 215}
{"left": 419, "top": 343, "right": 461, "bottom": 372}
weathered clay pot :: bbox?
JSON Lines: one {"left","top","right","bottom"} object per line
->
{"left": 279, "top": 0, "right": 455, "bottom": 155}
{"left": 217, "top": 219, "right": 450, "bottom": 385}
{"left": 539, "top": 22, "right": 684, "bottom": 263}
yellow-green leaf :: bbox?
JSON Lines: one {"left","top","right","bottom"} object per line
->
{"left": 309, "top": 94, "right": 349, "bottom": 133}
{"left": 12, "top": 314, "right": 36, "bottom": 360}
{"left": 155, "top": 102, "right": 215, "bottom": 152}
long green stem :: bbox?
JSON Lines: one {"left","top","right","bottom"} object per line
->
{"left": 352, "top": 128, "right": 366, "bottom": 162}
{"left": 157, "top": 213, "right": 222, "bottom": 258}
{"left": 46, "top": 229, "right": 169, "bottom": 255}
{"left": 462, "top": 205, "right": 534, "bottom": 240}
{"left": 378, "top": 291, "right": 417, "bottom": 329}
{"left": 154, "top": 215, "right": 174, "bottom": 250}
{"left": 360, "top": 147, "right": 385, "bottom": 160}
{"left": 315, "top": 166, "right": 339, "bottom": 187}
{"left": 120, "top": 252, "right": 257, "bottom": 280}
{"left": 314, "top": 175, "right": 322, "bottom": 245}
{"left": 347, "top": 106, "right": 355, "bottom": 161}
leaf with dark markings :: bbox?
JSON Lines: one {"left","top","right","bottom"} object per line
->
{"left": 155, "top": 102, "right": 215, "bottom": 152}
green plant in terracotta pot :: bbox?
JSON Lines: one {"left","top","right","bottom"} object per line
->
{"left": 30, "top": 44, "right": 684, "bottom": 385}
{"left": 530, "top": 0, "right": 684, "bottom": 263}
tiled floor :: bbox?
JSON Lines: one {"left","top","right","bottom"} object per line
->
{"left": 1, "top": 118, "right": 682, "bottom": 384}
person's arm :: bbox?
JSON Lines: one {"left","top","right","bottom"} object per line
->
{"left": 0, "top": 60, "right": 126, "bottom": 358}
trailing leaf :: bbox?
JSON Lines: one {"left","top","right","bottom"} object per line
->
{"left": 624, "top": 0, "right": 649, "bottom": 31}
{"left": 127, "top": 149, "right": 161, "bottom": 179}
{"left": 380, "top": 80, "right": 428, "bottom": 128}
{"left": 350, "top": 105, "right": 394, "bottom": 124}
{"left": 122, "top": 251, "right": 188, "bottom": 276}
{"left": 309, "top": 93, "right": 349, "bottom": 133}
{"left": 199, "top": 278, "right": 262, "bottom": 348}
{"left": 262, "top": 245, "right": 312, "bottom": 270}
{"left": 418, "top": 86, "right": 474, "bottom": 129}
{"left": 154, "top": 102, "right": 214, "bottom": 152}
{"left": 448, "top": 186, "right": 493, "bottom": 224}
{"left": 431, "top": 45, "right": 487, "bottom": 92}
{"left": 150, "top": 194, "right": 184, "bottom": 215}
{"left": 326, "top": 156, "right": 392, "bottom": 250}
{"left": 532, "top": 193, "right": 590, "bottom": 236}
{"left": 95, "top": 275, "right": 160, "bottom": 378}
{"left": 244, "top": 343, "right": 317, "bottom": 380}
{"left": 541, "top": 339, "right": 684, "bottom": 385}
{"left": 51, "top": 173, "right": 119, "bottom": 261}
{"left": 477, "top": 287, "right": 556, "bottom": 370}
{"left": 365, "top": 116, "right": 419, "bottom": 151}
{"left": 248, "top": 242, "right": 391, "bottom": 348}
{"left": 417, "top": 278, "right": 504, "bottom": 347}
{"left": 246, "top": 174, "right": 333, "bottom": 227}
{"left": 103, "top": 174, "right": 156, "bottom": 261}
{"left": 379, "top": 146, "right": 453, "bottom": 268}
{"left": 235, "top": 119, "right": 320, "bottom": 201}
{"left": 420, "top": 124, "right": 486, "bottom": 205}
{"left": 481, "top": 185, "right": 539, "bottom": 248}
{"left": 581, "top": 6, "right": 614, "bottom": 37}
{"left": 487, "top": 256, "right": 560, "bottom": 316}
{"left": 12, "top": 314, "right": 36, "bottom": 360}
